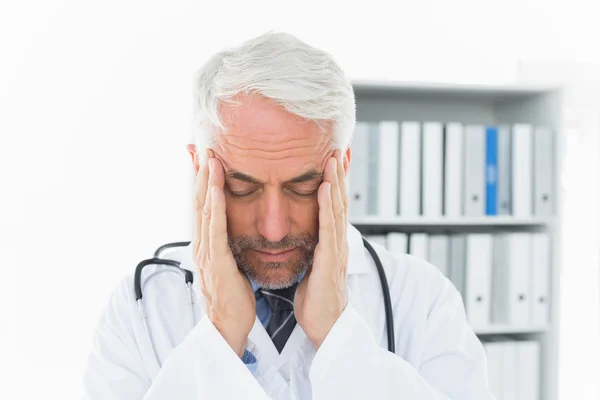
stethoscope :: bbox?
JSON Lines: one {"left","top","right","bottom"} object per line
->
{"left": 134, "top": 238, "right": 394, "bottom": 367}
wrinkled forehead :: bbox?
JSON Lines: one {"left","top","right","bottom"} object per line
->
{"left": 213, "top": 95, "right": 333, "bottom": 183}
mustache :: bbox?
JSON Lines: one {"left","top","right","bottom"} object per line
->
{"left": 228, "top": 233, "right": 317, "bottom": 252}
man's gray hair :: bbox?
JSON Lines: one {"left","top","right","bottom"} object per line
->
{"left": 191, "top": 31, "right": 356, "bottom": 155}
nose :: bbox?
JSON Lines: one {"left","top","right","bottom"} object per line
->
{"left": 256, "top": 188, "right": 290, "bottom": 243}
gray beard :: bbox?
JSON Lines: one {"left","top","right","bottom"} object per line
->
{"left": 228, "top": 233, "right": 317, "bottom": 290}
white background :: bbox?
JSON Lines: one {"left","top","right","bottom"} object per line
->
{"left": 1, "top": 0, "right": 599, "bottom": 398}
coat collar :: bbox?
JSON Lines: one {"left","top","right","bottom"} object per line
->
{"left": 178, "top": 223, "right": 369, "bottom": 278}
{"left": 345, "top": 223, "right": 370, "bottom": 275}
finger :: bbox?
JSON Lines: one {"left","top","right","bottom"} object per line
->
{"left": 193, "top": 149, "right": 212, "bottom": 251}
{"left": 317, "top": 181, "right": 336, "bottom": 266}
{"left": 209, "top": 185, "right": 230, "bottom": 258}
{"left": 336, "top": 150, "right": 349, "bottom": 227}
{"left": 207, "top": 156, "right": 225, "bottom": 190}
{"left": 201, "top": 159, "right": 215, "bottom": 258}
{"left": 328, "top": 155, "right": 345, "bottom": 253}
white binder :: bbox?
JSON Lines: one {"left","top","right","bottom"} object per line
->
{"left": 492, "top": 233, "right": 531, "bottom": 326}
{"left": 377, "top": 121, "right": 400, "bottom": 217}
{"left": 399, "top": 122, "right": 422, "bottom": 216}
{"left": 367, "top": 123, "right": 380, "bottom": 215}
{"left": 533, "top": 127, "right": 554, "bottom": 216}
{"left": 516, "top": 341, "right": 541, "bottom": 400}
{"left": 386, "top": 232, "right": 408, "bottom": 255}
{"left": 348, "top": 122, "right": 370, "bottom": 217}
{"left": 444, "top": 123, "right": 464, "bottom": 217}
{"left": 428, "top": 234, "right": 449, "bottom": 277}
{"left": 464, "top": 234, "right": 493, "bottom": 328}
{"left": 482, "top": 341, "right": 504, "bottom": 400}
{"left": 449, "top": 234, "right": 466, "bottom": 300}
{"left": 463, "top": 125, "right": 486, "bottom": 216}
{"left": 531, "top": 232, "right": 550, "bottom": 326}
{"left": 502, "top": 340, "right": 518, "bottom": 400}
{"left": 497, "top": 125, "right": 512, "bottom": 215}
{"left": 512, "top": 124, "right": 533, "bottom": 217}
{"left": 409, "top": 233, "right": 428, "bottom": 260}
{"left": 422, "top": 122, "right": 444, "bottom": 217}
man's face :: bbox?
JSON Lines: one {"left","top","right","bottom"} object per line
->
{"left": 190, "top": 94, "right": 348, "bottom": 289}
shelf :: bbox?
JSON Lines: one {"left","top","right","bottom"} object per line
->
{"left": 352, "top": 79, "right": 562, "bottom": 101}
{"left": 352, "top": 79, "right": 561, "bottom": 94}
{"left": 350, "top": 216, "right": 552, "bottom": 228}
{"left": 474, "top": 325, "right": 551, "bottom": 335}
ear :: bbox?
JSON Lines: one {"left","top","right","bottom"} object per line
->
{"left": 186, "top": 144, "right": 199, "bottom": 175}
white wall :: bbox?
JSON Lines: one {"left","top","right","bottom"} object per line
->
{"left": 1, "top": 0, "right": 599, "bottom": 398}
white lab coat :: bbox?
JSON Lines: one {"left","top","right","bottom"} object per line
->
{"left": 83, "top": 224, "right": 494, "bottom": 399}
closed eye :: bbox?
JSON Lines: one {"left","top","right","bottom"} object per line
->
{"left": 229, "top": 189, "right": 258, "bottom": 198}
{"left": 288, "top": 188, "right": 319, "bottom": 197}
{"left": 230, "top": 188, "right": 317, "bottom": 198}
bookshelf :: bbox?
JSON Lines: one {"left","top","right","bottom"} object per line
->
{"left": 474, "top": 325, "right": 551, "bottom": 336}
{"left": 351, "top": 80, "right": 563, "bottom": 400}
{"left": 350, "top": 216, "right": 552, "bottom": 228}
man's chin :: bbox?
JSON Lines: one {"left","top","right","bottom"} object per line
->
{"left": 243, "top": 263, "right": 306, "bottom": 290}
{"left": 229, "top": 235, "right": 316, "bottom": 289}
{"left": 246, "top": 267, "right": 304, "bottom": 290}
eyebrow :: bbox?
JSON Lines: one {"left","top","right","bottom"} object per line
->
{"left": 225, "top": 169, "right": 323, "bottom": 185}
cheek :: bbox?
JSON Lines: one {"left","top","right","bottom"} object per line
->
{"left": 224, "top": 199, "right": 255, "bottom": 237}
{"left": 289, "top": 200, "right": 319, "bottom": 235}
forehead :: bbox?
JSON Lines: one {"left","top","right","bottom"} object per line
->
{"left": 214, "top": 94, "right": 332, "bottom": 182}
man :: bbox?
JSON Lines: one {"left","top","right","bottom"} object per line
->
{"left": 83, "top": 31, "right": 493, "bottom": 399}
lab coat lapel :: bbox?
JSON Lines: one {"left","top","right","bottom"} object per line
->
{"left": 247, "top": 312, "right": 307, "bottom": 372}
{"left": 247, "top": 315, "right": 280, "bottom": 366}
{"left": 342, "top": 224, "right": 372, "bottom": 331}
{"left": 346, "top": 223, "right": 370, "bottom": 276}
{"left": 275, "top": 322, "right": 306, "bottom": 370}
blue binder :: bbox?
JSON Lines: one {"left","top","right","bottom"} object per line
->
{"left": 485, "top": 126, "right": 498, "bottom": 215}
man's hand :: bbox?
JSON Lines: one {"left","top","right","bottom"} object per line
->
{"left": 295, "top": 150, "right": 349, "bottom": 350}
{"left": 192, "top": 150, "right": 256, "bottom": 358}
